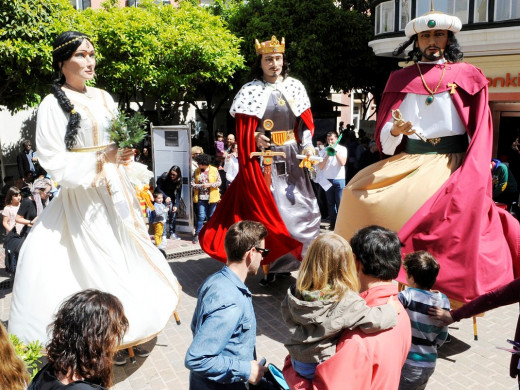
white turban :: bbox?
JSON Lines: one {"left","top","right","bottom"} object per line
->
{"left": 405, "top": 11, "right": 462, "bottom": 38}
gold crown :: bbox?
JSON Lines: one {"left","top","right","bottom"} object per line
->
{"left": 255, "top": 36, "right": 285, "bottom": 55}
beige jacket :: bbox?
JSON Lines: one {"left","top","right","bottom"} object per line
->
{"left": 281, "top": 286, "right": 398, "bottom": 363}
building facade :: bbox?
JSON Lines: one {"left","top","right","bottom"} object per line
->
{"left": 369, "top": 0, "right": 520, "bottom": 162}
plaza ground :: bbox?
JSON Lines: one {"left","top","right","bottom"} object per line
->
{"left": 0, "top": 229, "right": 518, "bottom": 389}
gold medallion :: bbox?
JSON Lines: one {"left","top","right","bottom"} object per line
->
{"left": 263, "top": 119, "right": 274, "bottom": 131}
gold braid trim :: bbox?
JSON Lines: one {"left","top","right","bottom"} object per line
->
{"left": 71, "top": 145, "right": 108, "bottom": 153}
{"left": 53, "top": 36, "right": 88, "bottom": 52}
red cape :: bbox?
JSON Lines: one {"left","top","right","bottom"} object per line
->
{"left": 199, "top": 109, "right": 315, "bottom": 265}
{"left": 376, "top": 62, "right": 520, "bottom": 302}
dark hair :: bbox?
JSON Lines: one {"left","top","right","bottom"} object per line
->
{"left": 51, "top": 31, "right": 92, "bottom": 150}
{"left": 326, "top": 131, "right": 339, "bottom": 138}
{"left": 195, "top": 153, "right": 211, "bottom": 166}
{"left": 46, "top": 289, "right": 128, "bottom": 388}
{"left": 250, "top": 54, "right": 289, "bottom": 81}
{"left": 216, "top": 131, "right": 224, "bottom": 138}
{"left": 225, "top": 221, "right": 268, "bottom": 262}
{"left": 403, "top": 251, "right": 439, "bottom": 290}
{"left": 5, "top": 186, "right": 21, "bottom": 206}
{"left": 153, "top": 191, "right": 163, "bottom": 198}
{"left": 350, "top": 225, "right": 402, "bottom": 280}
{"left": 167, "top": 165, "right": 182, "bottom": 186}
{"left": 393, "top": 31, "right": 463, "bottom": 63}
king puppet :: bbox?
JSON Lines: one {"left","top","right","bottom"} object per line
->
{"left": 200, "top": 36, "right": 321, "bottom": 284}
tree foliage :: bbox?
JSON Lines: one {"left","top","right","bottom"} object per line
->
{"left": 0, "top": 0, "right": 77, "bottom": 111}
{"left": 227, "top": 0, "right": 398, "bottom": 109}
{"left": 0, "top": 0, "right": 244, "bottom": 124}
{"left": 84, "top": 0, "right": 244, "bottom": 120}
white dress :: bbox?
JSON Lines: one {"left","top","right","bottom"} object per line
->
{"left": 9, "top": 87, "right": 179, "bottom": 347}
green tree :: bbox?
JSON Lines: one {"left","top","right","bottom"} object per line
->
{"left": 227, "top": 0, "right": 398, "bottom": 116}
{"left": 84, "top": 0, "right": 244, "bottom": 133}
{"left": 0, "top": 0, "right": 77, "bottom": 111}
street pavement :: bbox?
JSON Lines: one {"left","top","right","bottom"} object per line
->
{"left": 0, "top": 229, "right": 518, "bottom": 389}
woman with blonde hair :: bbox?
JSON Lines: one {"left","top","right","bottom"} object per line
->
{"left": 281, "top": 232, "right": 398, "bottom": 379}
{"left": 0, "top": 322, "right": 30, "bottom": 390}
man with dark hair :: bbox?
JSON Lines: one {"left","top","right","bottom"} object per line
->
{"left": 185, "top": 221, "right": 269, "bottom": 389}
{"left": 283, "top": 225, "right": 411, "bottom": 389}
{"left": 317, "top": 130, "right": 347, "bottom": 231}
{"left": 336, "top": 6, "right": 520, "bottom": 304}
{"left": 16, "top": 140, "right": 38, "bottom": 180}
{"left": 200, "top": 35, "right": 320, "bottom": 284}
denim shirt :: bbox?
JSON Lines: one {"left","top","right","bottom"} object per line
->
{"left": 185, "top": 266, "right": 256, "bottom": 386}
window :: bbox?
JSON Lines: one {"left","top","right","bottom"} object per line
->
{"left": 69, "top": 0, "right": 91, "bottom": 9}
{"left": 128, "top": 0, "right": 171, "bottom": 6}
{"left": 495, "top": 0, "right": 520, "bottom": 21}
{"left": 375, "top": 1, "right": 395, "bottom": 35}
{"left": 399, "top": 0, "right": 412, "bottom": 30}
{"left": 474, "top": 0, "right": 488, "bottom": 22}
{"left": 416, "top": 0, "right": 469, "bottom": 23}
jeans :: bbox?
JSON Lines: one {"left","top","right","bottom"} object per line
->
{"left": 291, "top": 357, "right": 318, "bottom": 380}
{"left": 167, "top": 208, "right": 177, "bottom": 236}
{"left": 398, "top": 363, "right": 435, "bottom": 390}
{"left": 195, "top": 200, "right": 217, "bottom": 235}
{"left": 325, "top": 179, "right": 345, "bottom": 229}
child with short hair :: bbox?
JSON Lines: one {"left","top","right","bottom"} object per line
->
{"left": 398, "top": 251, "right": 451, "bottom": 390}
{"left": 152, "top": 192, "right": 168, "bottom": 249}
{"left": 281, "top": 232, "right": 399, "bottom": 379}
{"left": 215, "top": 132, "right": 225, "bottom": 164}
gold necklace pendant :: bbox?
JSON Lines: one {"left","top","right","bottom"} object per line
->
{"left": 416, "top": 63, "right": 446, "bottom": 106}
{"left": 273, "top": 89, "right": 286, "bottom": 106}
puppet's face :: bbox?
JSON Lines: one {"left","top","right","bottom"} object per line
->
{"left": 415, "top": 29, "right": 449, "bottom": 62}
{"left": 261, "top": 53, "right": 284, "bottom": 82}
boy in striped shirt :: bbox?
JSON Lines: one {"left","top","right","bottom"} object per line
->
{"left": 398, "top": 251, "right": 450, "bottom": 390}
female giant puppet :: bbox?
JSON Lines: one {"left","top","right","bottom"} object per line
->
{"left": 335, "top": 9, "right": 520, "bottom": 303}
{"left": 200, "top": 36, "right": 321, "bottom": 273}
{"left": 9, "top": 31, "right": 179, "bottom": 346}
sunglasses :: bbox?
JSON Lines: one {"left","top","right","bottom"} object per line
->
{"left": 254, "top": 247, "right": 269, "bottom": 258}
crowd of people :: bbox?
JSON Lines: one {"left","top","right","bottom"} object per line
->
{"left": 1, "top": 4, "right": 520, "bottom": 390}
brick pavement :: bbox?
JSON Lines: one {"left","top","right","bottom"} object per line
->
{"left": 0, "top": 236, "right": 518, "bottom": 389}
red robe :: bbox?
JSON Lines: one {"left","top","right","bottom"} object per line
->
{"left": 376, "top": 62, "right": 520, "bottom": 302}
{"left": 199, "top": 110, "right": 315, "bottom": 265}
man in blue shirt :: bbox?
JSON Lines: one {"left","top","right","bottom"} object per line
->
{"left": 185, "top": 220, "right": 269, "bottom": 389}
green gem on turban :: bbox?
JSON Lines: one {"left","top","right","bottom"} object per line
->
{"left": 427, "top": 19, "right": 436, "bottom": 28}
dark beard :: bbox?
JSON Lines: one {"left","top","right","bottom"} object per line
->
{"left": 421, "top": 47, "right": 444, "bottom": 61}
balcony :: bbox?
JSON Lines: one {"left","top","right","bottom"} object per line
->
{"left": 369, "top": 0, "right": 520, "bottom": 57}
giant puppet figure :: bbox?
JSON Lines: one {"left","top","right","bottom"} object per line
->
{"left": 200, "top": 36, "right": 321, "bottom": 279}
{"left": 335, "top": 8, "right": 520, "bottom": 303}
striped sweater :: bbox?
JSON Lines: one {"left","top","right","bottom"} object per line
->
{"left": 398, "top": 288, "right": 450, "bottom": 367}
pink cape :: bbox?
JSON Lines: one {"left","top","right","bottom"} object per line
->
{"left": 199, "top": 109, "right": 315, "bottom": 265}
{"left": 376, "top": 62, "right": 520, "bottom": 302}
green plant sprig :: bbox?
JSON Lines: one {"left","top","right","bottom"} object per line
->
{"left": 109, "top": 112, "right": 148, "bottom": 149}
{"left": 10, "top": 333, "right": 44, "bottom": 379}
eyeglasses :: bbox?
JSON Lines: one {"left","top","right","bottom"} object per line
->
{"left": 254, "top": 247, "right": 269, "bottom": 258}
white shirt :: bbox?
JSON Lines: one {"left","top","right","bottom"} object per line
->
{"left": 224, "top": 154, "right": 239, "bottom": 183}
{"left": 319, "top": 144, "right": 347, "bottom": 180}
{"left": 380, "top": 60, "right": 467, "bottom": 156}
